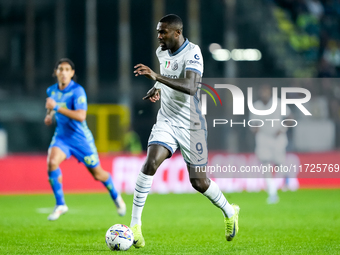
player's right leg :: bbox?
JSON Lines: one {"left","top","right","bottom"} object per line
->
{"left": 266, "top": 178, "right": 279, "bottom": 204}
{"left": 87, "top": 164, "right": 126, "bottom": 216}
{"left": 256, "top": 136, "right": 282, "bottom": 204}
{"left": 183, "top": 128, "right": 240, "bottom": 241}
{"left": 47, "top": 146, "right": 68, "bottom": 221}
{"left": 70, "top": 139, "right": 127, "bottom": 216}
{"left": 130, "top": 144, "right": 170, "bottom": 248}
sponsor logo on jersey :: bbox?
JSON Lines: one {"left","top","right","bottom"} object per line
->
{"left": 171, "top": 60, "right": 178, "bottom": 71}
{"left": 162, "top": 74, "right": 178, "bottom": 79}
{"left": 64, "top": 92, "right": 73, "bottom": 98}
{"left": 187, "top": 60, "right": 202, "bottom": 66}
{"left": 77, "top": 96, "right": 86, "bottom": 104}
{"left": 56, "top": 102, "right": 67, "bottom": 109}
{"left": 194, "top": 54, "right": 200, "bottom": 60}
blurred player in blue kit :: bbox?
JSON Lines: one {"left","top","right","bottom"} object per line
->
{"left": 130, "top": 14, "right": 240, "bottom": 248}
{"left": 44, "top": 58, "right": 126, "bottom": 220}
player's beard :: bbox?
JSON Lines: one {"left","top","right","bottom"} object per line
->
{"left": 160, "top": 42, "right": 167, "bottom": 51}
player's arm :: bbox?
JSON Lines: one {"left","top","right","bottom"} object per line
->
{"left": 45, "top": 97, "right": 86, "bottom": 122}
{"left": 143, "top": 87, "right": 161, "bottom": 102}
{"left": 134, "top": 64, "right": 201, "bottom": 95}
{"left": 56, "top": 108, "right": 86, "bottom": 122}
{"left": 44, "top": 109, "right": 55, "bottom": 126}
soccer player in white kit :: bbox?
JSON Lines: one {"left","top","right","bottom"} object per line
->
{"left": 130, "top": 14, "right": 240, "bottom": 248}
{"left": 250, "top": 85, "right": 291, "bottom": 204}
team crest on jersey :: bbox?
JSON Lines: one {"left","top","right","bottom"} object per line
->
{"left": 171, "top": 60, "right": 178, "bottom": 71}
{"left": 78, "top": 96, "right": 86, "bottom": 104}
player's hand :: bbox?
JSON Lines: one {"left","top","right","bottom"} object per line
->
{"left": 134, "top": 64, "right": 158, "bottom": 81}
{"left": 44, "top": 115, "right": 53, "bottom": 126}
{"left": 45, "top": 97, "right": 57, "bottom": 110}
{"left": 143, "top": 87, "right": 160, "bottom": 102}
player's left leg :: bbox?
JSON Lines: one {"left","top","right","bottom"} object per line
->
{"left": 47, "top": 146, "right": 69, "bottom": 221}
{"left": 264, "top": 164, "right": 279, "bottom": 204}
{"left": 187, "top": 166, "right": 240, "bottom": 241}
{"left": 87, "top": 165, "right": 126, "bottom": 217}
{"left": 266, "top": 134, "right": 288, "bottom": 204}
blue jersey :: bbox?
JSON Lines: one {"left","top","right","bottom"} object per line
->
{"left": 47, "top": 80, "right": 99, "bottom": 167}
{"left": 46, "top": 80, "right": 94, "bottom": 143}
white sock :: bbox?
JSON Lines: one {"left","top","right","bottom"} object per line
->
{"left": 266, "top": 178, "right": 278, "bottom": 197}
{"left": 203, "top": 179, "right": 235, "bottom": 218}
{"left": 130, "top": 171, "right": 154, "bottom": 227}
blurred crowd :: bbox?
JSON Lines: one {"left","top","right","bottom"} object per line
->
{"left": 271, "top": 0, "right": 340, "bottom": 77}
{"left": 269, "top": 0, "right": 340, "bottom": 148}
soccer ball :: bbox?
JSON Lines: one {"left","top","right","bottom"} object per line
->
{"left": 105, "top": 224, "right": 134, "bottom": 251}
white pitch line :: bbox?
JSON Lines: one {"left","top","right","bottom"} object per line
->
{"left": 36, "top": 207, "right": 54, "bottom": 214}
{"left": 36, "top": 207, "right": 79, "bottom": 214}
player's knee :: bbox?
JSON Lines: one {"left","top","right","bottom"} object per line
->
{"left": 47, "top": 158, "right": 60, "bottom": 171}
{"left": 93, "top": 171, "right": 107, "bottom": 181}
{"left": 142, "top": 159, "right": 158, "bottom": 175}
{"left": 92, "top": 172, "right": 101, "bottom": 181}
{"left": 89, "top": 167, "right": 107, "bottom": 182}
{"left": 190, "top": 178, "right": 209, "bottom": 193}
{"left": 94, "top": 174, "right": 104, "bottom": 181}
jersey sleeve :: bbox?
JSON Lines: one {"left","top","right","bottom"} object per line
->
{"left": 46, "top": 87, "right": 52, "bottom": 97}
{"left": 154, "top": 81, "right": 162, "bottom": 89}
{"left": 73, "top": 87, "right": 88, "bottom": 110}
{"left": 184, "top": 45, "right": 204, "bottom": 77}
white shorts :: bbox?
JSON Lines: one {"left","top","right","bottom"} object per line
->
{"left": 148, "top": 120, "right": 208, "bottom": 166}
{"left": 255, "top": 133, "right": 287, "bottom": 165}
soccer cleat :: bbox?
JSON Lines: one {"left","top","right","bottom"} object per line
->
{"left": 267, "top": 195, "right": 279, "bottom": 204}
{"left": 47, "top": 205, "right": 68, "bottom": 221}
{"left": 224, "top": 204, "right": 240, "bottom": 241}
{"left": 114, "top": 194, "right": 126, "bottom": 217}
{"left": 131, "top": 224, "right": 145, "bottom": 248}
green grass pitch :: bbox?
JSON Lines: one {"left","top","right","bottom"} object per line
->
{"left": 1, "top": 189, "right": 340, "bottom": 254}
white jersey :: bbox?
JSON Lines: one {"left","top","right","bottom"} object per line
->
{"left": 154, "top": 39, "right": 206, "bottom": 130}
{"left": 250, "top": 98, "right": 291, "bottom": 164}
{"left": 250, "top": 98, "right": 291, "bottom": 137}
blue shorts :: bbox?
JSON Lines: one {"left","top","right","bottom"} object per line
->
{"left": 49, "top": 136, "right": 100, "bottom": 168}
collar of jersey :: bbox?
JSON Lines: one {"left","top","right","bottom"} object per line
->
{"left": 57, "top": 80, "right": 75, "bottom": 93}
{"left": 168, "top": 38, "right": 189, "bottom": 57}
